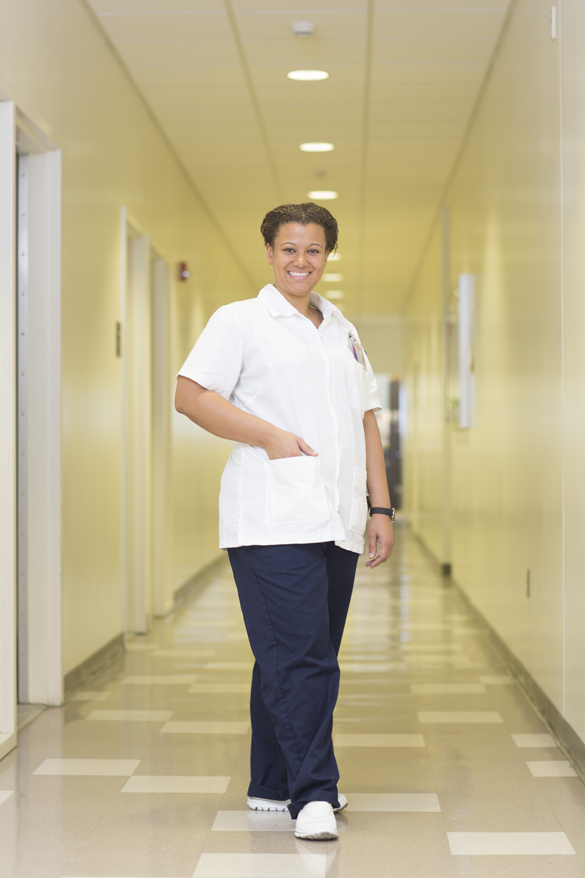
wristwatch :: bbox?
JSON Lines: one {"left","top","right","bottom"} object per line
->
{"left": 369, "top": 507, "right": 395, "bottom": 522}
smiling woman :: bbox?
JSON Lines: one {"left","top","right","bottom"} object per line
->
{"left": 174, "top": 202, "right": 394, "bottom": 841}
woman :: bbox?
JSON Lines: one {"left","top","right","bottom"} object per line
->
{"left": 175, "top": 202, "right": 394, "bottom": 840}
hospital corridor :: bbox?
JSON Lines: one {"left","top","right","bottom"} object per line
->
{"left": 6, "top": 526, "right": 584, "bottom": 877}
{"left": 2, "top": 0, "right": 585, "bottom": 875}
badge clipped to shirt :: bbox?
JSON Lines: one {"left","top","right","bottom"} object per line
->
{"left": 348, "top": 332, "right": 367, "bottom": 370}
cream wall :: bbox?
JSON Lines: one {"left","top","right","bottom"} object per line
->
{"left": 404, "top": 0, "right": 585, "bottom": 738}
{"left": 0, "top": 0, "right": 250, "bottom": 679}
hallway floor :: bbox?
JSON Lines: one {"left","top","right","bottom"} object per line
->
{"left": 2, "top": 525, "right": 585, "bottom": 878}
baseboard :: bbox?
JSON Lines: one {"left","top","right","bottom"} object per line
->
{"left": 408, "top": 524, "right": 585, "bottom": 781}
{"left": 0, "top": 733, "right": 16, "bottom": 762}
{"left": 453, "top": 580, "right": 585, "bottom": 783}
{"left": 171, "top": 552, "right": 229, "bottom": 610}
{"left": 64, "top": 632, "right": 125, "bottom": 698}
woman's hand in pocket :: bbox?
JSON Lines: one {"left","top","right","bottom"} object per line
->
{"left": 264, "top": 428, "right": 318, "bottom": 461}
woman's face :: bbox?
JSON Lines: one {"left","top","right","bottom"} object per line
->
{"left": 266, "top": 222, "right": 329, "bottom": 300}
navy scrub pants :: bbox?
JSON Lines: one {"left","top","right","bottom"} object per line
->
{"left": 227, "top": 541, "right": 358, "bottom": 819}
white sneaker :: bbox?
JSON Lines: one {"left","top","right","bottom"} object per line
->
{"left": 334, "top": 793, "right": 348, "bottom": 812}
{"left": 247, "top": 796, "right": 290, "bottom": 812}
{"left": 294, "top": 801, "right": 338, "bottom": 840}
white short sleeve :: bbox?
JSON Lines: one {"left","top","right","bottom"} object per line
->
{"left": 364, "top": 352, "right": 382, "bottom": 413}
{"left": 178, "top": 305, "right": 244, "bottom": 400}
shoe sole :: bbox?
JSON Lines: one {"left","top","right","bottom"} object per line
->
{"left": 295, "top": 828, "right": 339, "bottom": 840}
{"left": 247, "top": 799, "right": 290, "bottom": 812}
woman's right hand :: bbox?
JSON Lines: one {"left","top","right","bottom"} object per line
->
{"left": 264, "top": 428, "right": 318, "bottom": 460}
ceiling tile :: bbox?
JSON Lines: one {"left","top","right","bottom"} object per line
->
{"left": 374, "top": 8, "right": 507, "bottom": 38}
{"left": 97, "top": 11, "right": 230, "bottom": 40}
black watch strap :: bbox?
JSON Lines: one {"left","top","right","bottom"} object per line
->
{"left": 369, "top": 507, "right": 395, "bottom": 521}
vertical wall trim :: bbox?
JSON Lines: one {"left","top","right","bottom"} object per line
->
{"left": 16, "top": 154, "right": 29, "bottom": 704}
{"left": 558, "top": 0, "right": 566, "bottom": 716}
{"left": 119, "top": 207, "right": 128, "bottom": 644}
{"left": 441, "top": 206, "right": 452, "bottom": 567}
{"left": 0, "top": 101, "right": 17, "bottom": 757}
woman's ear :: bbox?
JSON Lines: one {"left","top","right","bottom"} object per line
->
{"left": 266, "top": 244, "right": 274, "bottom": 265}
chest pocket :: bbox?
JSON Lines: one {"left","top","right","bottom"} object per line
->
{"left": 264, "top": 456, "right": 329, "bottom": 526}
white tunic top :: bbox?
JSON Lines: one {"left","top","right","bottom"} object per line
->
{"left": 178, "top": 284, "right": 381, "bottom": 554}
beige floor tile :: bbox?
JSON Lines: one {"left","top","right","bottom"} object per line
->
{"left": 512, "top": 733, "right": 557, "bottom": 748}
{"left": 0, "top": 790, "right": 14, "bottom": 805}
{"left": 33, "top": 758, "right": 140, "bottom": 776}
{"left": 86, "top": 709, "right": 173, "bottom": 722}
{"left": 122, "top": 674, "right": 198, "bottom": 684}
{"left": 411, "top": 684, "right": 487, "bottom": 694}
{"left": 419, "top": 712, "right": 503, "bottom": 723}
{"left": 347, "top": 792, "right": 440, "bottom": 811}
{"left": 121, "top": 775, "right": 230, "bottom": 793}
{"left": 334, "top": 733, "right": 425, "bottom": 747}
{"left": 69, "top": 691, "right": 111, "bottom": 701}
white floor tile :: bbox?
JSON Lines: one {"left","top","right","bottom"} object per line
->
{"left": 447, "top": 831, "right": 576, "bottom": 855}
{"left": 121, "top": 775, "right": 230, "bottom": 793}
{"left": 407, "top": 656, "right": 473, "bottom": 665}
{"left": 347, "top": 793, "right": 440, "bottom": 811}
{"left": 212, "top": 810, "right": 294, "bottom": 831}
{"left": 411, "top": 684, "right": 486, "bottom": 695}
{"left": 204, "top": 662, "right": 254, "bottom": 671}
{"left": 189, "top": 683, "right": 250, "bottom": 694}
{"left": 0, "top": 791, "right": 14, "bottom": 806}
{"left": 161, "top": 721, "right": 249, "bottom": 734}
{"left": 334, "top": 733, "right": 425, "bottom": 747}
{"left": 34, "top": 758, "right": 140, "bottom": 776}
{"left": 512, "top": 733, "right": 557, "bottom": 748}
{"left": 339, "top": 662, "right": 407, "bottom": 673}
{"left": 480, "top": 676, "right": 514, "bottom": 685}
{"left": 418, "top": 712, "right": 502, "bottom": 723}
{"left": 122, "top": 675, "right": 198, "bottom": 684}
{"left": 527, "top": 761, "right": 578, "bottom": 777}
{"left": 86, "top": 710, "right": 173, "bottom": 722}
{"left": 69, "top": 691, "right": 111, "bottom": 701}
{"left": 193, "top": 852, "right": 327, "bottom": 877}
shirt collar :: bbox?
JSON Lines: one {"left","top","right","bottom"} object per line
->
{"left": 258, "top": 284, "right": 344, "bottom": 322}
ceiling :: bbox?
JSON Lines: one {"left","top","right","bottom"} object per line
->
{"left": 88, "top": 0, "right": 510, "bottom": 316}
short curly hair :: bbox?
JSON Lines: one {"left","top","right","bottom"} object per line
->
{"left": 261, "top": 203, "right": 339, "bottom": 253}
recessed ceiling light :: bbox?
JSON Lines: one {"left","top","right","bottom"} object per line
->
{"left": 300, "top": 143, "right": 334, "bottom": 153}
{"left": 328, "top": 252, "right": 342, "bottom": 261}
{"left": 308, "top": 190, "right": 338, "bottom": 200}
{"left": 326, "top": 290, "right": 344, "bottom": 299}
{"left": 287, "top": 70, "right": 329, "bottom": 81}
{"left": 323, "top": 273, "right": 343, "bottom": 282}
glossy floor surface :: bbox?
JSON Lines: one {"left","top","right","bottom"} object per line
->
{"left": 2, "top": 525, "right": 585, "bottom": 877}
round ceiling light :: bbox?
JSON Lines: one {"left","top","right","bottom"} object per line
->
{"left": 287, "top": 70, "right": 329, "bottom": 81}
{"left": 308, "top": 190, "right": 338, "bottom": 200}
{"left": 327, "top": 252, "right": 342, "bottom": 261}
{"left": 300, "top": 142, "right": 334, "bottom": 152}
{"left": 326, "top": 290, "right": 344, "bottom": 300}
{"left": 323, "top": 273, "right": 343, "bottom": 282}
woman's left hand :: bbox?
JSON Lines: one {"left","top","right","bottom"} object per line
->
{"left": 366, "top": 515, "right": 394, "bottom": 568}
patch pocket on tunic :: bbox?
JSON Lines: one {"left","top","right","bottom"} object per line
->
{"left": 264, "top": 456, "right": 329, "bottom": 526}
{"left": 349, "top": 466, "right": 368, "bottom": 534}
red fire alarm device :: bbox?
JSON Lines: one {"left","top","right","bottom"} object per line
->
{"left": 178, "top": 262, "right": 190, "bottom": 281}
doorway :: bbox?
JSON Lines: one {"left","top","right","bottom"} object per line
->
{"left": 121, "top": 211, "right": 172, "bottom": 636}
